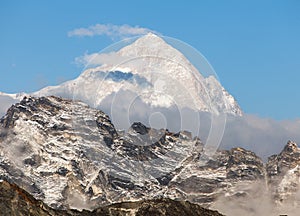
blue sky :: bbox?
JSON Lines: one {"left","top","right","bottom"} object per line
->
{"left": 0, "top": 0, "right": 299, "bottom": 120}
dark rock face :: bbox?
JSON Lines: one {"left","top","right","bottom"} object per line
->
{"left": 0, "top": 180, "right": 224, "bottom": 216}
{"left": 94, "top": 199, "right": 224, "bottom": 216}
{"left": 226, "top": 148, "right": 265, "bottom": 180}
{"left": 130, "top": 122, "right": 150, "bottom": 135}
{"left": 0, "top": 180, "right": 59, "bottom": 216}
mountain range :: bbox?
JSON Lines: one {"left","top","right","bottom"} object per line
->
{"left": 0, "top": 33, "right": 298, "bottom": 215}
{"left": 0, "top": 95, "right": 299, "bottom": 215}
{"left": 0, "top": 33, "right": 242, "bottom": 122}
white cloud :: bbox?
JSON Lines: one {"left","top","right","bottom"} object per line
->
{"left": 96, "top": 92, "right": 300, "bottom": 161}
{"left": 220, "top": 114, "right": 300, "bottom": 160}
{"left": 75, "top": 52, "right": 128, "bottom": 67}
{"left": 74, "top": 51, "right": 149, "bottom": 69}
{"left": 68, "top": 24, "right": 155, "bottom": 39}
{"left": 0, "top": 95, "right": 19, "bottom": 118}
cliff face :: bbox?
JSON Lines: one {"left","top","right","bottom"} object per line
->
{"left": 0, "top": 96, "right": 300, "bottom": 214}
{"left": 0, "top": 96, "right": 262, "bottom": 210}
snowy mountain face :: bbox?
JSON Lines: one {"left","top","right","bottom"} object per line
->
{"left": 0, "top": 33, "right": 242, "bottom": 146}
{"left": 0, "top": 96, "right": 299, "bottom": 214}
{"left": 32, "top": 33, "right": 241, "bottom": 121}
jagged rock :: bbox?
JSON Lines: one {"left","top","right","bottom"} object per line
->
{"left": 266, "top": 140, "right": 300, "bottom": 204}
{"left": 0, "top": 96, "right": 298, "bottom": 212}
{"left": 130, "top": 122, "right": 150, "bottom": 135}
{"left": 93, "top": 198, "right": 224, "bottom": 216}
{"left": 0, "top": 179, "right": 70, "bottom": 216}
{"left": 167, "top": 147, "right": 265, "bottom": 206}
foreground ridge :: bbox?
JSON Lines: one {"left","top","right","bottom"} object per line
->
{"left": 0, "top": 180, "right": 223, "bottom": 216}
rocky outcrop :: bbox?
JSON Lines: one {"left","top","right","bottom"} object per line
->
{"left": 167, "top": 146, "right": 265, "bottom": 206}
{"left": 0, "top": 179, "right": 223, "bottom": 216}
{"left": 0, "top": 179, "right": 72, "bottom": 216}
{"left": 93, "top": 198, "right": 224, "bottom": 216}
{"left": 266, "top": 140, "right": 300, "bottom": 204}
{"left": 0, "top": 96, "right": 299, "bottom": 213}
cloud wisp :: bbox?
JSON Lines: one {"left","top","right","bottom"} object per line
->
{"left": 68, "top": 24, "right": 156, "bottom": 39}
{"left": 75, "top": 52, "right": 128, "bottom": 68}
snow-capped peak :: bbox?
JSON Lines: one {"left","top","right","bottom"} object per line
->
{"left": 118, "top": 33, "right": 197, "bottom": 71}
{"left": 0, "top": 34, "right": 242, "bottom": 120}
{"left": 133, "top": 32, "right": 165, "bottom": 44}
{"left": 80, "top": 34, "right": 242, "bottom": 115}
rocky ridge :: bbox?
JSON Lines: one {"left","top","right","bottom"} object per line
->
{"left": 0, "top": 180, "right": 223, "bottom": 216}
{"left": 0, "top": 96, "right": 299, "bottom": 214}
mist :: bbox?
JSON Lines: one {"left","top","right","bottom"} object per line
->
{"left": 1, "top": 91, "right": 300, "bottom": 161}
{"left": 221, "top": 114, "right": 300, "bottom": 160}
{"left": 95, "top": 90, "right": 300, "bottom": 160}
{"left": 0, "top": 95, "right": 19, "bottom": 118}
{"left": 212, "top": 181, "right": 300, "bottom": 216}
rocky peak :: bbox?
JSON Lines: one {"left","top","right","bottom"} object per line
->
{"left": 282, "top": 140, "right": 299, "bottom": 154}
{"left": 129, "top": 122, "right": 150, "bottom": 135}
{"left": 226, "top": 147, "right": 265, "bottom": 180}
{"left": 267, "top": 140, "right": 300, "bottom": 173}
{"left": 0, "top": 95, "right": 299, "bottom": 213}
{"left": 266, "top": 141, "right": 300, "bottom": 205}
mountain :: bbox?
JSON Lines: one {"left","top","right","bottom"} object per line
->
{"left": 0, "top": 33, "right": 242, "bottom": 123}
{"left": 267, "top": 140, "right": 300, "bottom": 205}
{"left": 0, "top": 180, "right": 224, "bottom": 216}
{"left": 0, "top": 96, "right": 298, "bottom": 215}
